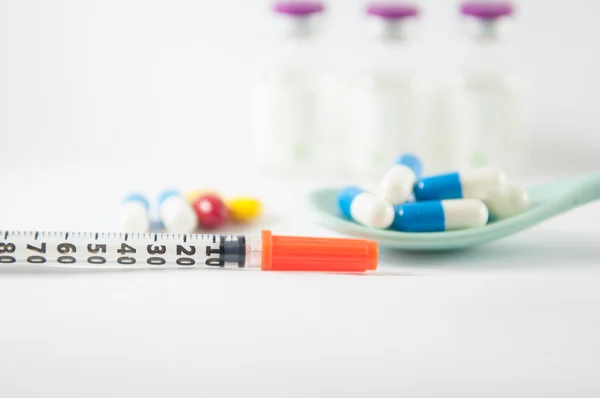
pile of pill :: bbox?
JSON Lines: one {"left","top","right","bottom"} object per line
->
{"left": 338, "top": 154, "right": 530, "bottom": 232}
{"left": 118, "top": 190, "right": 263, "bottom": 233}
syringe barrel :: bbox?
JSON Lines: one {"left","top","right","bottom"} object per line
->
{"left": 0, "top": 231, "right": 251, "bottom": 269}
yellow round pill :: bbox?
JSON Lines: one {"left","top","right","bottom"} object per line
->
{"left": 226, "top": 197, "right": 263, "bottom": 222}
{"left": 186, "top": 189, "right": 221, "bottom": 203}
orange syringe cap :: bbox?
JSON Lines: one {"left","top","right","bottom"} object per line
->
{"left": 260, "top": 230, "right": 378, "bottom": 272}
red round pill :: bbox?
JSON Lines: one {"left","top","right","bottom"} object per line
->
{"left": 192, "top": 194, "right": 229, "bottom": 229}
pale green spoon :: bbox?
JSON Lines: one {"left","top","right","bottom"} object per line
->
{"left": 306, "top": 171, "right": 600, "bottom": 251}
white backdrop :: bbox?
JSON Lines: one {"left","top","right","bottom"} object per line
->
{"left": 1, "top": 0, "right": 600, "bottom": 175}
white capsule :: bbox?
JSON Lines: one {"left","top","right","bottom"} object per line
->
{"left": 338, "top": 186, "right": 395, "bottom": 229}
{"left": 118, "top": 194, "right": 150, "bottom": 233}
{"left": 378, "top": 154, "right": 423, "bottom": 205}
{"left": 460, "top": 167, "right": 508, "bottom": 199}
{"left": 442, "top": 199, "right": 489, "bottom": 230}
{"left": 484, "top": 185, "right": 530, "bottom": 219}
{"left": 159, "top": 190, "right": 198, "bottom": 233}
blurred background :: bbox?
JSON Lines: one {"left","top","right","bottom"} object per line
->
{"left": 1, "top": 0, "right": 599, "bottom": 178}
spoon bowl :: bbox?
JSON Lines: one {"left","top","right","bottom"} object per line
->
{"left": 306, "top": 172, "right": 600, "bottom": 250}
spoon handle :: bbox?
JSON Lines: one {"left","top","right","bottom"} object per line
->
{"left": 561, "top": 171, "right": 600, "bottom": 209}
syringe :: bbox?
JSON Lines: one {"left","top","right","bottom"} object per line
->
{"left": 0, "top": 230, "right": 378, "bottom": 272}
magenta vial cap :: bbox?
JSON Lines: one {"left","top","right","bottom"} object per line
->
{"left": 460, "top": 2, "right": 514, "bottom": 19}
{"left": 366, "top": 3, "right": 419, "bottom": 19}
{"left": 273, "top": 1, "right": 325, "bottom": 16}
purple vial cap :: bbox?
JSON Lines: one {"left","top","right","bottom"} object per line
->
{"left": 273, "top": 1, "right": 325, "bottom": 16}
{"left": 460, "top": 2, "right": 514, "bottom": 19}
{"left": 366, "top": 3, "right": 419, "bottom": 19}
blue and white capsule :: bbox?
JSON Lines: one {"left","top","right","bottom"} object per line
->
{"left": 158, "top": 190, "right": 198, "bottom": 233}
{"left": 378, "top": 153, "right": 423, "bottom": 205}
{"left": 414, "top": 167, "right": 507, "bottom": 201}
{"left": 338, "top": 186, "right": 395, "bottom": 229}
{"left": 118, "top": 193, "right": 151, "bottom": 233}
{"left": 392, "top": 199, "right": 488, "bottom": 232}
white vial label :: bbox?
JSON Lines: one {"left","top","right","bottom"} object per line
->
{"left": 466, "top": 75, "right": 527, "bottom": 171}
{"left": 253, "top": 74, "right": 318, "bottom": 170}
{"left": 352, "top": 75, "right": 426, "bottom": 175}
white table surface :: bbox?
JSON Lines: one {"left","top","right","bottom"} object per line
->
{"left": 1, "top": 165, "right": 599, "bottom": 397}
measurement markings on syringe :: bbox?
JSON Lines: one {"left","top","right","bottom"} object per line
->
{"left": 0, "top": 231, "right": 246, "bottom": 267}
